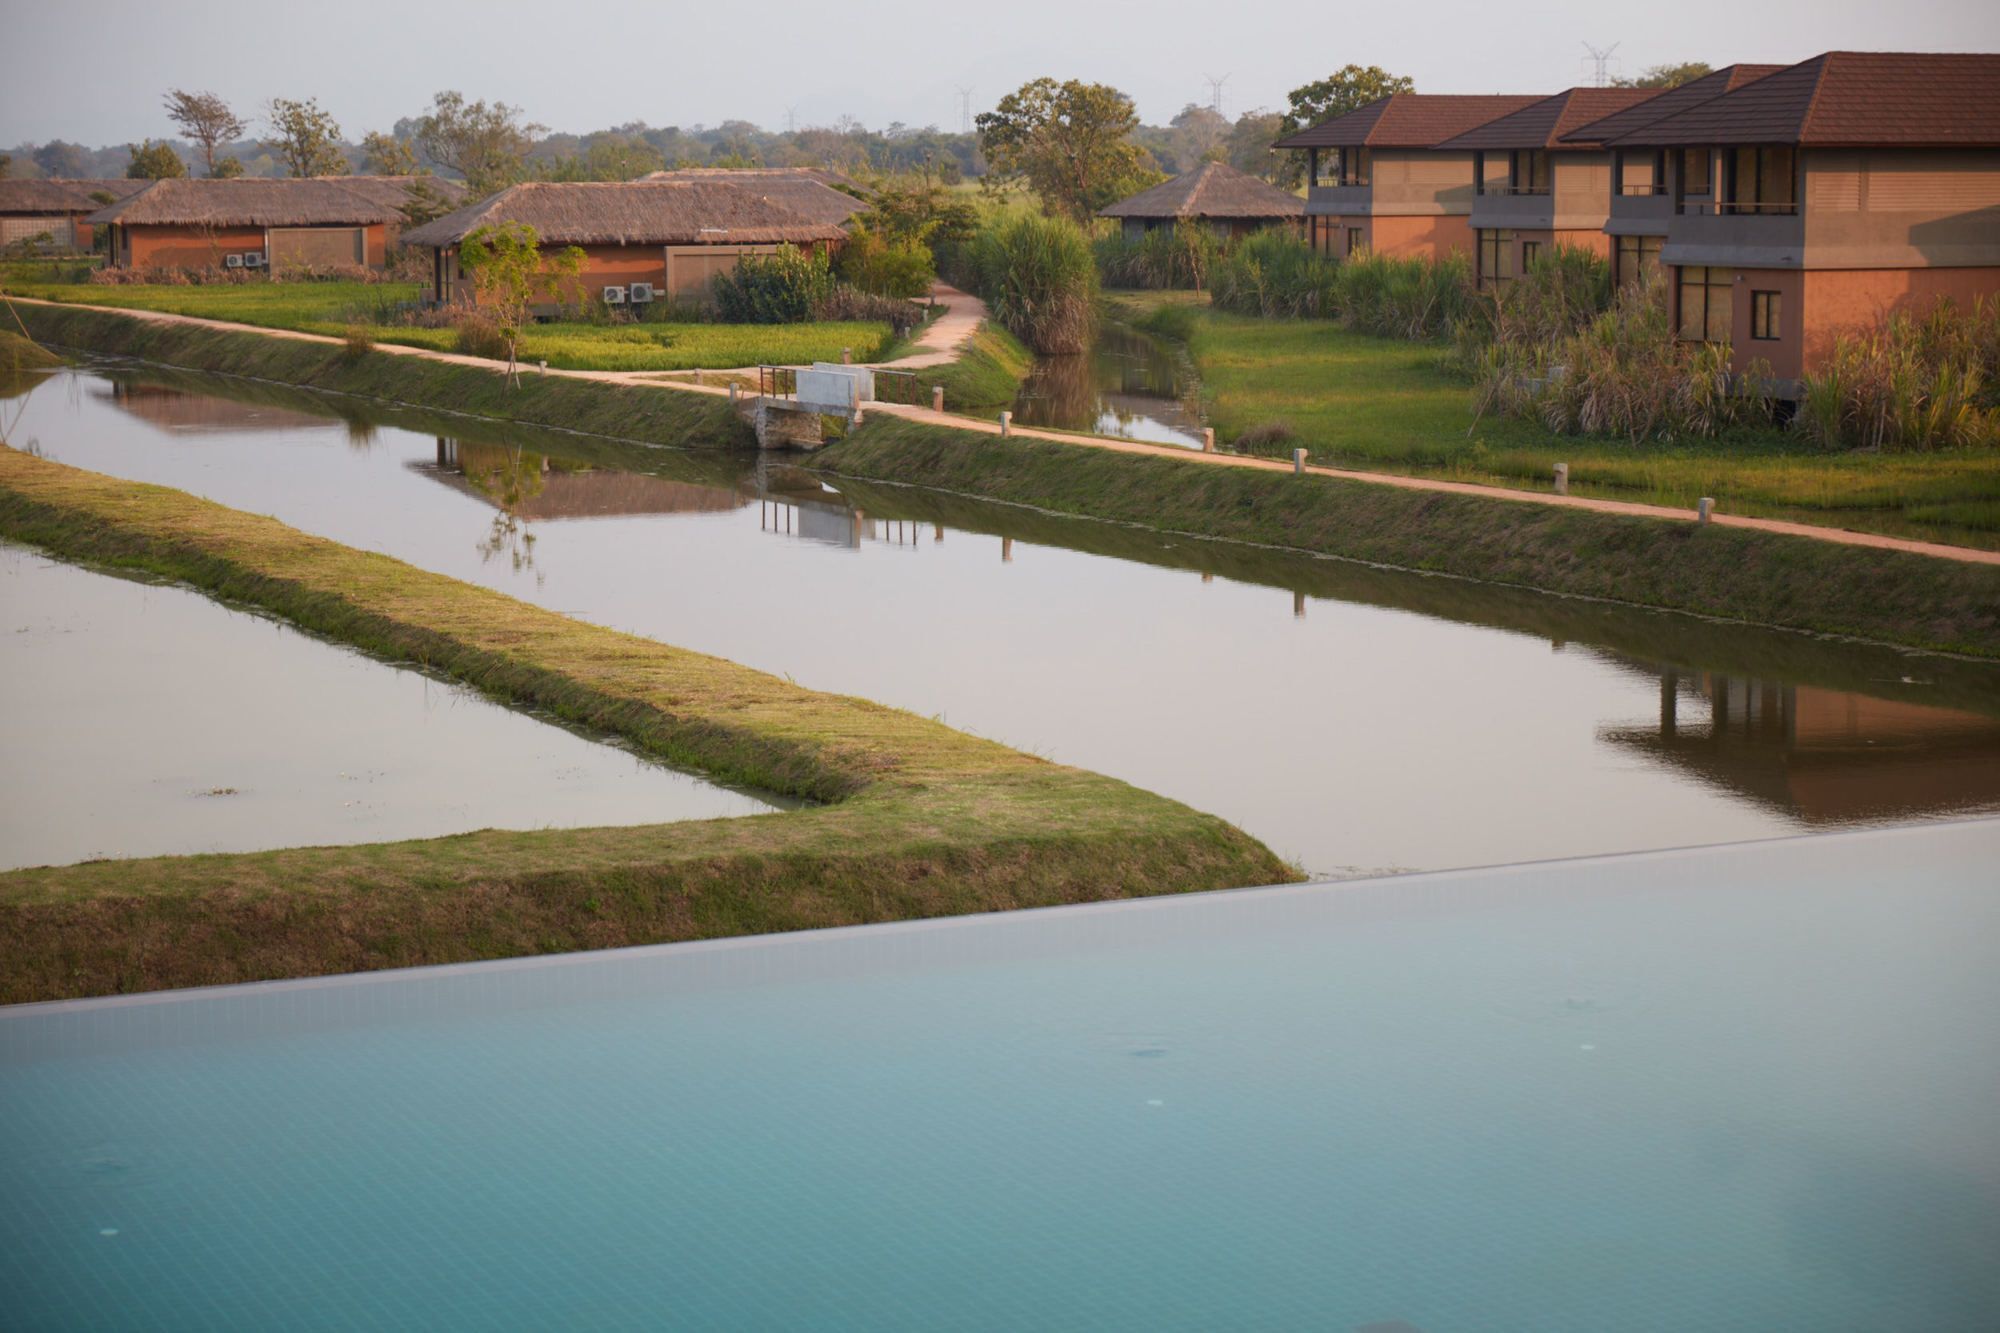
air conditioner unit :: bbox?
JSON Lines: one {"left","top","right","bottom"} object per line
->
{"left": 242, "top": 253, "right": 266, "bottom": 269}
{"left": 224, "top": 253, "right": 244, "bottom": 269}
{"left": 627, "top": 283, "right": 654, "bottom": 304}
{"left": 602, "top": 285, "right": 628, "bottom": 305}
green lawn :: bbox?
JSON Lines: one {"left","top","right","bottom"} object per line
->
{"left": 2, "top": 276, "right": 896, "bottom": 372}
{"left": 1108, "top": 291, "right": 2000, "bottom": 551}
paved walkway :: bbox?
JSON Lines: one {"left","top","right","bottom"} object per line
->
{"left": 872, "top": 283, "right": 987, "bottom": 369}
{"left": 12, "top": 294, "right": 1997, "bottom": 568}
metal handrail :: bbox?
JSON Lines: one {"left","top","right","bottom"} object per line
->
{"left": 872, "top": 369, "right": 924, "bottom": 406}
{"left": 757, "top": 365, "right": 797, "bottom": 399}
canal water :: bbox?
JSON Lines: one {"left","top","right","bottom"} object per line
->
{"left": 7, "top": 363, "right": 2000, "bottom": 877}
{"left": 1009, "top": 321, "right": 1206, "bottom": 447}
{"left": 0, "top": 541, "right": 777, "bottom": 871}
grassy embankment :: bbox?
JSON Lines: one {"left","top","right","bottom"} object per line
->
{"left": 815, "top": 416, "right": 2000, "bottom": 659}
{"left": 1, "top": 273, "right": 895, "bottom": 371}
{"left": 12, "top": 301, "right": 756, "bottom": 448}
{"left": 0, "top": 449, "right": 1290, "bottom": 1003}
{"left": 1111, "top": 291, "right": 2000, "bottom": 551}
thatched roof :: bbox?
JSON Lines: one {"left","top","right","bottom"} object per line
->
{"left": 85, "top": 178, "right": 402, "bottom": 227}
{"left": 319, "top": 174, "right": 469, "bottom": 211}
{"left": 401, "top": 180, "right": 851, "bottom": 248}
{"left": 640, "top": 168, "right": 869, "bottom": 223}
{"left": 0, "top": 179, "right": 150, "bottom": 215}
{"left": 1099, "top": 161, "right": 1304, "bottom": 221}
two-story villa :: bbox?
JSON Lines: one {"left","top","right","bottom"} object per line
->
{"left": 1272, "top": 94, "right": 1543, "bottom": 261}
{"left": 1435, "top": 87, "right": 1667, "bottom": 286}
{"left": 1561, "top": 65, "right": 1786, "bottom": 290}
{"left": 1604, "top": 51, "right": 2000, "bottom": 391}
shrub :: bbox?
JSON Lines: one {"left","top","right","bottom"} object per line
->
{"left": 1453, "top": 244, "right": 1611, "bottom": 367}
{"left": 816, "top": 285, "right": 925, "bottom": 336}
{"left": 1333, "top": 251, "right": 1476, "bottom": 341}
{"left": 712, "top": 244, "right": 835, "bottom": 324}
{"left": 1793, "top": 298, "right": 2000, "bottom": 452}
{"left": 1231, "top": 421, "right": 1297, "bottom": 451}
{"left": 837, "top": 224, "right": 938, "bottom": 299}
{"left": 340, "top": 325, "right": 374, "bottom": 364}
{"left": 966, "top": 211, "right": 1098, "bottom": 354}
{"left": 1095, "top": 223, "right": 1221, "bottom": 291}
{"left": 451, "top": 309, "right": 510, "bottom": 360}
{"left": 1209, "top": 229, "right": 1339, "bottom": 318}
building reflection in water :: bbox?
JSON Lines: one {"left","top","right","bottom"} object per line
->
{"left": 1600, "top": 661, "right": 2000, "bottom": 824}
{"left": 93, "top": 380, "right": 362, "bottom": 440}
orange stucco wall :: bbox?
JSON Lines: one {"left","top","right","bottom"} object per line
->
{"left": 1310, "top": 214, "right": 1474, "bottom": 263}
{"left": 1706, "top": 265, "right": 2000, "bottom": 381}
{"left": 118, "top": 223, "right": 387, "bottom": 270}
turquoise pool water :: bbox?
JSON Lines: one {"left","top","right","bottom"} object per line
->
{"left": 4, "top": 820, "right": 1998, "bottom": 1330}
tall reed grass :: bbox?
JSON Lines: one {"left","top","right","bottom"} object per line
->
{"left": 965, "top": 212, "right": 1098, "bottom": 354}
{"left": 1094, "top": 223, "right": 1221, "bottom": 292}
{"left": 1793, "top": 298, "right": 2000, "bottom": 452}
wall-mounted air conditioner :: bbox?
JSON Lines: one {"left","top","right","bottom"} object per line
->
{"left": 602, "top": 285, "right": 628, "bottom": 305}
{"left": 242, "top": 253, "right": 266, "bottom": 268}
{"left": 627, "top": 283, "right": 654, "bottom": 304}
{"left": 224, "top": 253, "right": 244, "bottom": 269}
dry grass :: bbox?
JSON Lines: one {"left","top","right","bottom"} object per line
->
{"left": 0, "top": 450, "right": 1290, "bottom": 1001}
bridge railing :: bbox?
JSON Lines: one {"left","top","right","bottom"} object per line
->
{"left": 872, "top": 368, "right": 924, "bottom": 406}
{"left": 758, "top": 365, "right": 797, "bottom": 399}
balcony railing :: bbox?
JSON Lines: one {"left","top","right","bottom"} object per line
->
{"left": 1618, "top": 183, "right": 1669, "bottom": 196}
{"left": 1678, "top": 199, "right": 1799, "bottom": 217}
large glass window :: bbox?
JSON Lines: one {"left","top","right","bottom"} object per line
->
{"left": 1520, "top": 240, "right": 1542, "bottom": 269}
{"left": 1316, "top": 148, "right": 1371, "bottom": 188}
{"left": 1616, "top": 234, "right": 1663, "bottom": 287}
{"left": 1677, "top": 266, "right": 1734, "bottom": 343}
{"left": 1511, "top": 149, "right": 1551, "bottom": 195}
{"left": 1726, "top": 146, "right": 1797, "bottom": 214}
{"left": 1345, "top": 227, "right": 1365, "bottom": 257}
{"left": 1478, "top": 229, "right": 1509, "bottom": 288}
{"left": 1681, "top": 148, "right": 1712, "bottom": 196}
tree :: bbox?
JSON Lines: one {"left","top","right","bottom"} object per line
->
{"left": 211, "top": 156, "right": 245, "bottom": 179}
{"left": 976, "top": 78, "right": 1156, "bottom": 222}
{"left": 1616, "top": 61, "right": 1714, "bottom": 89}
{"left": 265, "top": 98, "right": 347, "bottom": 177}
{"left": 1167, "top": 104, "right": 1230, "bottom": 171}
{"left": 0, "top": 156, "right": 11, "bottom": 180}
{"left": 32, "top": 141, "right": 91, "bottom": 178}
{"left": 412, "top": 92, "right": 543, "bottom": 195}
{"left": 1224, "top": 110, "right": 1287, "bottom": 183}
{"left": 361, "top": 131, "right": 418, "bottom": 176}
{"left": 456, "top": 221, "right": 585, "bottom": 380}
{"left": 1276, "top": 65, "right": 1415, "bottom": 185}
{"left": 398, "top": 178, "right": 456, "bottom": 228}
{"left": 163, "top": 90, "right": 247, "bottom": 177}
{"left": 126, "top": 140, "right": 188, "bottom": 179}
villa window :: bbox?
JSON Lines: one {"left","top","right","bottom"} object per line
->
{"left": 1315, "top": 148, "right": 1370, "bottom": 188}
{"left": 1617, "top": 150, "right": 1666, "bottom": 196}
{"left": 1520, "top": 240, "right": 1542, "bottom": 269}
{"left": 1510, "top": 149, "right": 1551, "bottom": 195}
{"left": 1477, "top": 229, "right": 1511, "bottom": 288}
{"left": 1615, "top": 234, "right": 1663, "bottom": 287}
{"left": 1751, "top": 290, "right": 1782, "bottom": 341}
{"left": 1725, "top": 146, "right": 1797, "bottom": 215}
{"left": 1346, "top": 227, "right": 1364, "bottom": 257}
{"left": 1681, "top": 148, "right": 1713, "bottom": 197}
{"left": 1678, "top": 265, "right": 1734, "bottom": 343}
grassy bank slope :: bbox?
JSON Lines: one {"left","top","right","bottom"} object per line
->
{"left": 1110, "top": 292, "right": 2000, "bottom": 551}
{"left": 0, "top": 450, "right": 1289, "bottom": 1003}
{"left": 816, "top": 417, "right": 2000, "bottom": 658}
{"left": 13, "top": 301, "right": 754, "bottom": 449}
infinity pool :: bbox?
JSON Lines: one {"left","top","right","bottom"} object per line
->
{"left": 4, "top": 820, "right": 1996, "bottom": 1330}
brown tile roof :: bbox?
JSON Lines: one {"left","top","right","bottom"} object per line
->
{"left": 1099, "top": 161, "right": 1304, "bottom": 220}
{"left": 1560, "top": 64, "right": 1786, "bottom": 145}
{"left": 1607, "top": 52, "right": 2000, "bottom": 147}
{"left": 85, "top": 178, "right": 401, "bottom": 227}
{"left": 1273, "top": 94, "right": 1547, "bottom": 149}
{"left": 638, "top": 168, "right": 868, "bottom": 226}
{"left": 0, "top": 179, "right": 150, "bottom": 214}
{"left": 1435, "top": 88, "right": 1669, "bottom": 150}
{"left": 400, "top": 180, "right": 852, "bottom": 248}
{"left": 323, "top": 175, "right": 469, "bottom": 211}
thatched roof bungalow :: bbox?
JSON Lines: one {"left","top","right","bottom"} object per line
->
{"left": 87, "top": 178, "right": 402, "bottom": 271}
{"left": 0, "top": 179, "right": 149, "bottom": 251}
{"left": 1099, "top": 161, "right": 1304, "bottom": 241}
{"left": 317, "top": 174, "right": 468, "bottom": 247}
{"left": 401, "top": 179, "right": 852, "bottom": 307}
{"left": 638, "top": 167, "right": 869, "bottom": 224}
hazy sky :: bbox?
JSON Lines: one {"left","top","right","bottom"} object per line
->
{"left": 6, "top": 0, "right": 1998, "bottom": 147}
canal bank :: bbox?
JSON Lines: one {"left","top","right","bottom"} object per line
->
{"left": 14, "top": 298, "right": 2000, "bottom": 658}
{"left": 0, "top": 448, "right": 1290, "bottom": 1003}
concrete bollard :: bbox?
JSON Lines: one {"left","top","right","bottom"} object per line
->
{"left": 1697, "top": 496, "right": 1715, "bottom": 525}
{"left": 932, "top": 385, "right": 945, "bottom": 412}
{"left": 1293, "top": 447, "right": 1309, "bottom": 476}
{"left": 537, "top": 359, "right": 548, "bottom": 377}
{"left": 1294, "top": 590, "right": 1306, "bottom": 619}
{"left": 841, "top": 347, "right": 852, "bottom": 365}
{"left": 1553, "top": 462, "right": 1569, "bottom": 495}
{"left": 729, "top": 381, "right": 738, "bottom": 405}
{"left": 1202, "top": 427, "right": 1216, "bottom": 453}
{"left": 1001, "top": 536, "right": 1014, "bottom": 563}
{"left": 999, "top": 411, "right": 1012, "bottom": 438}
{"left": 694, "top": 368, "right": 703, "bottom": 385}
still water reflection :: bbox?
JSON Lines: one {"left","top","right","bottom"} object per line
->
{"left": 1009, "top": 322, "right": 1206, "bottom": 447}
{"left": 9, "top": 363, "right": 1999, "bottom": 875}
{"left": 0, "top": 543, "right": 777, "bottom": 870}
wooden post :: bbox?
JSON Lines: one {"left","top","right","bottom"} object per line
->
{"left": 999, "top": 411, "right": 1012, "bottom": 438}
{"left": 841, "top": 347, "right": 852, "bottom": 365}
{"left": 1293, "top": 447, "right": 1308, "bottom": 476}
{"left": 932, "top": 385, "right": 944, "bottom": 412}
{"left": 1001, "top": 536, "right": 1013, "bottom": 562}
{"left": 1293, "top": 590, "right": 1306, "bottom": 618}
{"left": 1697, "top": 497, "right": 1714, "bottom": 524}
{"left": 1553, "top": 462, "right": 1568, "bottom": 495}
{"left": 1202, "top": 427, "right": 1215, "bottom": 453}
